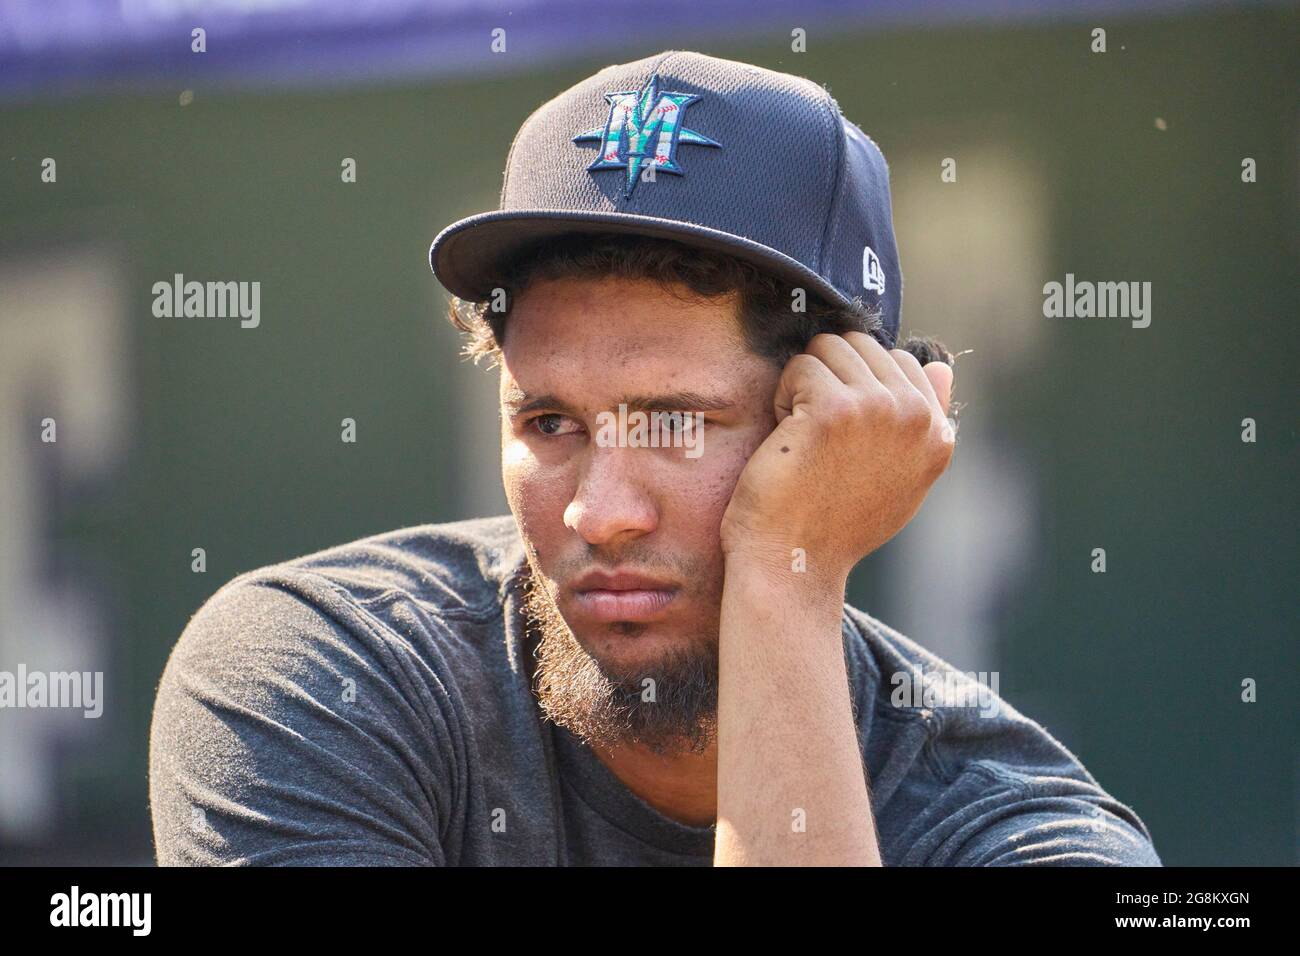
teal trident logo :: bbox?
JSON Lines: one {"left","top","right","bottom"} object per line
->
{"left": 573, "top": 73, "right": 721, "bottom": 198}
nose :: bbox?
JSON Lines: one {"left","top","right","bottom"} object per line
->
{"left": 563, "top": 445, "right": 658, "bottom": 547}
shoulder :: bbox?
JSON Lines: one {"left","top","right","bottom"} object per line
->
{"left": 159, "top": 514, "right": 529, "bottom": 725}
{"left": 160, "top": 514, "right": 520, "bottom": 692}
{"left": 841, "top": 601, "right": 1106, "bottom": 791}
{"left": 841, "top": 605, "right": 1161, "bottom": 866}
{"left": 241, "top": 513, "right": 526, "bottom": 618}
{"left": 173, "top": 513, "right": 524, "bottom": 656}
{"left": 149, "top": 515, "right": 527, "bottom": 865}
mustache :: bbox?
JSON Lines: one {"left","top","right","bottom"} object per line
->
{"left": 534, "top": 544, "right": 711, "bottom": 595}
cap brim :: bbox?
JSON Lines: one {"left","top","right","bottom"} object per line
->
{"left": 429, "top": 209, "right": 853, "bottom": 310}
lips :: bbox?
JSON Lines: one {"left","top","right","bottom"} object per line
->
{"left": 570, "top": 569, "right": 680, "bottom": 623}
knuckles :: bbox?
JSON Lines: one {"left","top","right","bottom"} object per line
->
{"left": 925, "top": 424, "right": 957, "bottom": 478}
{"left": 789, "top": 361, "right": 955, "bottom": 485}
{"left": 898, "top": 397, "right": 933, "bottom": 435}
{"left": 807, "top": 388, "right": 861, "bottom": 429}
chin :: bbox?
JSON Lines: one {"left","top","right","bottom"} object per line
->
{"left": 580, "top": 623, "right": 690, "bottom": 668}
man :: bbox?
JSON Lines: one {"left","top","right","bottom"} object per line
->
{"left": 148, "top": 50, "right": 1160, "bottom": 866}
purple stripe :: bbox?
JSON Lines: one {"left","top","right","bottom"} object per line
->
{"left": 0, "top": 0, "right": 1250, "bottom": 100}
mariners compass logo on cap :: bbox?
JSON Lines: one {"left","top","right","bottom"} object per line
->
{"left": 573, "top": 73, "right": 721, "bottom": 198}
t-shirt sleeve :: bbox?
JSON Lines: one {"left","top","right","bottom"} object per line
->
{"left": 914, "top": 763, "right": 1163, "bottom": 867}
{"left": 149, "top": 575, "right": 465, "bottom": 866}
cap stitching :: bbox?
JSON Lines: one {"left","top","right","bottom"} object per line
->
{"left": 650, "top": 50, "right": 681, "bottom": 73}
{"left": 499, "top": 98, "right": 538, "bottom": 204}
{"left": 816, "top": 90, "right": 847, "bottom": 283}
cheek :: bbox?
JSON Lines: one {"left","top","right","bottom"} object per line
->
{"left": 501, "top": 441, "right": 573, "bottom": 565}
{"left": 500, "top": 436, "right": 530, "bottom": 508}
{"left": 670, "top": 436, "right": 757, "bottom": 529}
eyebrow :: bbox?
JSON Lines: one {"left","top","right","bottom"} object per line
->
{"left": 502, "top": 386, "right": 736, "bottom": 417}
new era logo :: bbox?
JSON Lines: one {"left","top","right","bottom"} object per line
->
{"left": 862, "top": 246, "right": 886, "bottom": 295}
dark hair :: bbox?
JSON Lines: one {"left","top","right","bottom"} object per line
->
{"left": 444, "top": 231, "right": 952, "bottom": 375}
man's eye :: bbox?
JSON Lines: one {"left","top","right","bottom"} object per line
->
{"left": 660, "top": 412, "right": 685, "bottom": 432}
{"left": 656, "top": 411, "right": 693, "bottom": 433}
{"left": 531, "top": 414, "right": 580, "bottom": 437}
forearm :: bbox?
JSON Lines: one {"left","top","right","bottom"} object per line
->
{"left": 713, "top": 554, "right": 882, "bottom": 866}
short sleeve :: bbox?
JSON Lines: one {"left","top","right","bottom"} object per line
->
{"left": 917, "top": 764, "right": 1162, "bottom": 867}
{"left": 148, "top": 576, "right": 464, "bottom": 866}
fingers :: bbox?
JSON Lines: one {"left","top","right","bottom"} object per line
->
{"left": 889, "top": 347, "right": 953, "bottom": 426}
{"left": 841, "top": 331, "right": 911, "bottom": 393}
{"left": 923, "top": 361, "right": 953, "bottom": 414}
{"left": 803, "top": 333, "right": 878, "bottom": 388}
{"left": 840, "top": 331, "right": 954, "bottom": 417}
{"left": 790, "top": 330, "right": 956, "bottom": 430}
{"left": 773, "top": 352, "right": 845, "bottom": 423}
{"left": 888, "top": 347, "right": 938, "bottom": 409}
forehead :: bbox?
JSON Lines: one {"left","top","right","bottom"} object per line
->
{"left": 498, "top": 275, "right": 756, "bottom": 400}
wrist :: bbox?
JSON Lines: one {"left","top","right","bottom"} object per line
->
{"left": 722, "top": 546, "right": 848, "bottom": 616}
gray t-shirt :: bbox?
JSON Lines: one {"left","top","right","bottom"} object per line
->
{"left": 148, "top": 515, "right": 1161, "bottom": 866}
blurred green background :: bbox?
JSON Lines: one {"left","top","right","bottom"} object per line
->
{"left": 0, "top": 5, "right": 1295, "bottom": 865}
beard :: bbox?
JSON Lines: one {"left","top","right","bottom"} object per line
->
{"left": 521, "top": 558, "right": 719, "bottom": 757}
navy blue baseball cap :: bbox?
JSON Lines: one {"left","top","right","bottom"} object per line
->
{"left": 429, "top": 50, "right": 904, "bottom": 343}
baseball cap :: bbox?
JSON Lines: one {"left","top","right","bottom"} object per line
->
{"left": 428, "top": 50, "right": 904, "bottom": 343}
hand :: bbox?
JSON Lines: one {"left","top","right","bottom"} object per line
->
{"left": 720, "top": 332, "right": 955, "bottom": 579}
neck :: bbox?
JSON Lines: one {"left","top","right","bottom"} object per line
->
{"left": 591, "top": 739, "right": 718, "bottom": 827}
